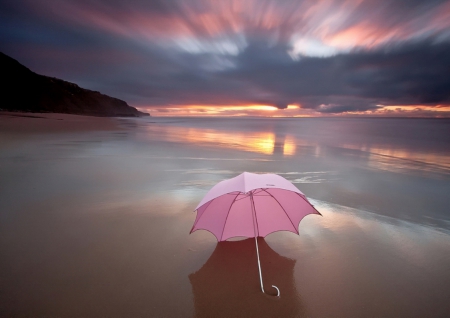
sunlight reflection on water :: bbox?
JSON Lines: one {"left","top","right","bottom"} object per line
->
{"left": 143, "top": 124, "right": 300, "bottom": 156}
{"left": 340, "top": 143, "right": 450, "bottom": 175}
{"left": 1, "top": 116, "right": 450, "bottom": 317}
{"left": 141, "top": 118, "right": 450, "bottom": 176}
{"left": 271, "top": 198, "right": 450, "bottom": 272}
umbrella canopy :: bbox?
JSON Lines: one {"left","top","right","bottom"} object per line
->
{"left": 191, "top": 172, "right": 321, "bottom": 296}
{"left": 191, "top": 172, "right": 321, "bottom": 241}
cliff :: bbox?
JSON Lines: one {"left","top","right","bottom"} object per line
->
{"left": 0, "top": 52, "right": 149, "bottom": 117}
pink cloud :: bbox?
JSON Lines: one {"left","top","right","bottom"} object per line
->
{"left": 23, "top": 0, "right": 450, "bottom": 54}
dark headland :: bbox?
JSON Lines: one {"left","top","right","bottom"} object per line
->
{"left": 0, "top": 52, "right": 149, "bottom": 117}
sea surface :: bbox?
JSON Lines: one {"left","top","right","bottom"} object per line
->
{"left": 1, "top": 116, "right": 450, "bottom": 317}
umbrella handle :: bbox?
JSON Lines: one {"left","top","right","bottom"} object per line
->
{"left": 251, "top": 195, "right": 280, "bottom": 297}
{"left": 255, "top": 237, "right": 280, "bottom": 297}
{"left": 272, "top": 285, "right": 280, "bottom": 297}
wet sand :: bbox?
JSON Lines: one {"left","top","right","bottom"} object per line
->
{"left": 0, "top": 112, "right": 119, "bottom": 133}
{"left": 1, "top": 114, "right": 450, "bottom": 317}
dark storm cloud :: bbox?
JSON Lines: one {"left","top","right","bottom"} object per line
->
{"left": 316, "top": 104, "right": 382, "bottom": 114}
{"left": 1, "top": 0, "right": 450, "bottom": 114}
{"left": 226, "top": 39, "right": 450, "bottom": 109}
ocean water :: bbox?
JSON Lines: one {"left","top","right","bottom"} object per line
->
{"left": 140, "top": 117, "right": 450, "bottom": 229}
{"left": 1, "top": 116, "right": 449, "bottom": 317}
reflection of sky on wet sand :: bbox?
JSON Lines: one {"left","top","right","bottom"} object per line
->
{"left": 340, "top": 143, "right": 450, "bottom": 175}
{"left": 186, "top": 197, "right": 450, "bottom": 317}
{"left": 171, "top": 168, "right": 335, "bottom": 188}
{"left": 144, "top": 124, "right": 298, "bottom": 156}
{"left": 1, "top": 116, "right": 450, "bottom": 317}
{"left": 142, "top": 117, "right": 450, "bottom": 176}
{"left": 137, "top": 117, "right": 450, "bottom": 228}
{"left": 265, "top": 199, "right": 450, "bottom": 317}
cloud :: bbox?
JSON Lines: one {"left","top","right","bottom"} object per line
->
{"left": 1, "top": 0, "right": 450, "bottom": 115}
{"left": 317, "top": 104, "right": 381, "bottom": 114}
{"left": 219, "top": 39, "right": 450, "bottom": 112}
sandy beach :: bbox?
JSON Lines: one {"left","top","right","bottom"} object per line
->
{"left": 1, "top": 113, "right": 450, "bottom": 317}
{"left": 0, "top": 112, "right": 120, "bottom": 133}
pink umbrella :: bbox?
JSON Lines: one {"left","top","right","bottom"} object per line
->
{"left": 190, "top": 172, "right": 321, "bottom": 296}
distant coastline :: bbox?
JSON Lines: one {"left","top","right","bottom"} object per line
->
{"left": 0, "top": 52, "right": 149, "bottom": 117}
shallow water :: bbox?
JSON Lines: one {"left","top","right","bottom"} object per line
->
{"left": 1, "top": 116, "right": 449, "bottom": 317}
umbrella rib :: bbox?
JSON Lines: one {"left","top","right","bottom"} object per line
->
{"left": 234, "top": 194, "right": 250, "bottom": 201}
{"left": 294, "top": 192, "right": 322, "bottom": 216}
{"left": 261, "top": 189, "right": 298, "bottom": 234}
{"left": 250, "top": 193, "right": 260, "bottom": 237}
{"left": 253, "top": 189, "right": 265, "bottom": 195}
{"left": 190, "top": 199, "right": 214, "bottom": 233}
{"left": 219, "top": 192, "right": 241, "bottom": 241}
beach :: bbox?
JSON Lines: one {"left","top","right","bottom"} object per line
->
{"left": 1, "top": 113, "right": 450, "bottom": 317}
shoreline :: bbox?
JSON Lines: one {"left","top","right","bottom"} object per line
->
{"left": 0, "top": 111, "right": 121, "bottom": 134}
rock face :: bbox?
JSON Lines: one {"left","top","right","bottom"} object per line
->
{"left": 0, "top": 52, "right": 149, "bottom": 117}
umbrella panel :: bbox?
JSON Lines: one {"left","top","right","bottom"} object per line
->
{"left": 259, "top": 188, "right": 317, "bottom": 231}
{"left": 192, "top": 189, "right": 318, "bottom": 241}
{"left": 192, "top": 192, "right": 240, "bottom": 239}
{"left": 252, "top": 194, "right": 298, "bottom": 237}
{"left": 221, "top": 194, "right": 254, "bottom": 240}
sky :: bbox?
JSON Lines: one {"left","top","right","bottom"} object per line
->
{"left": 1, "top": 0, "right": 450, "bottom": 117}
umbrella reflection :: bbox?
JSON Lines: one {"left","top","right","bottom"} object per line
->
{"left": 189, "top": 238, "right": 306, "bottom": 317}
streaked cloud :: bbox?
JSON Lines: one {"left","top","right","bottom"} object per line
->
{"left": 1, "top": 0, "right": 449, "bottom": 116}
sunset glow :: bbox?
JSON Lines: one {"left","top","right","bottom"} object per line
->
{"left": 143, "top": 104, "right": 286, "bottom": 117}
{"left": 139, "top": 103, "right": 450, "bottom": 117}
{"left": 381, "top": 105, "right": 450, "bottom": 113}
{"left": 143, "top": 124, "right": 298, "bottom": 156}
{"left": 2, "top": 0, "right": 449, "bottom": 117}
